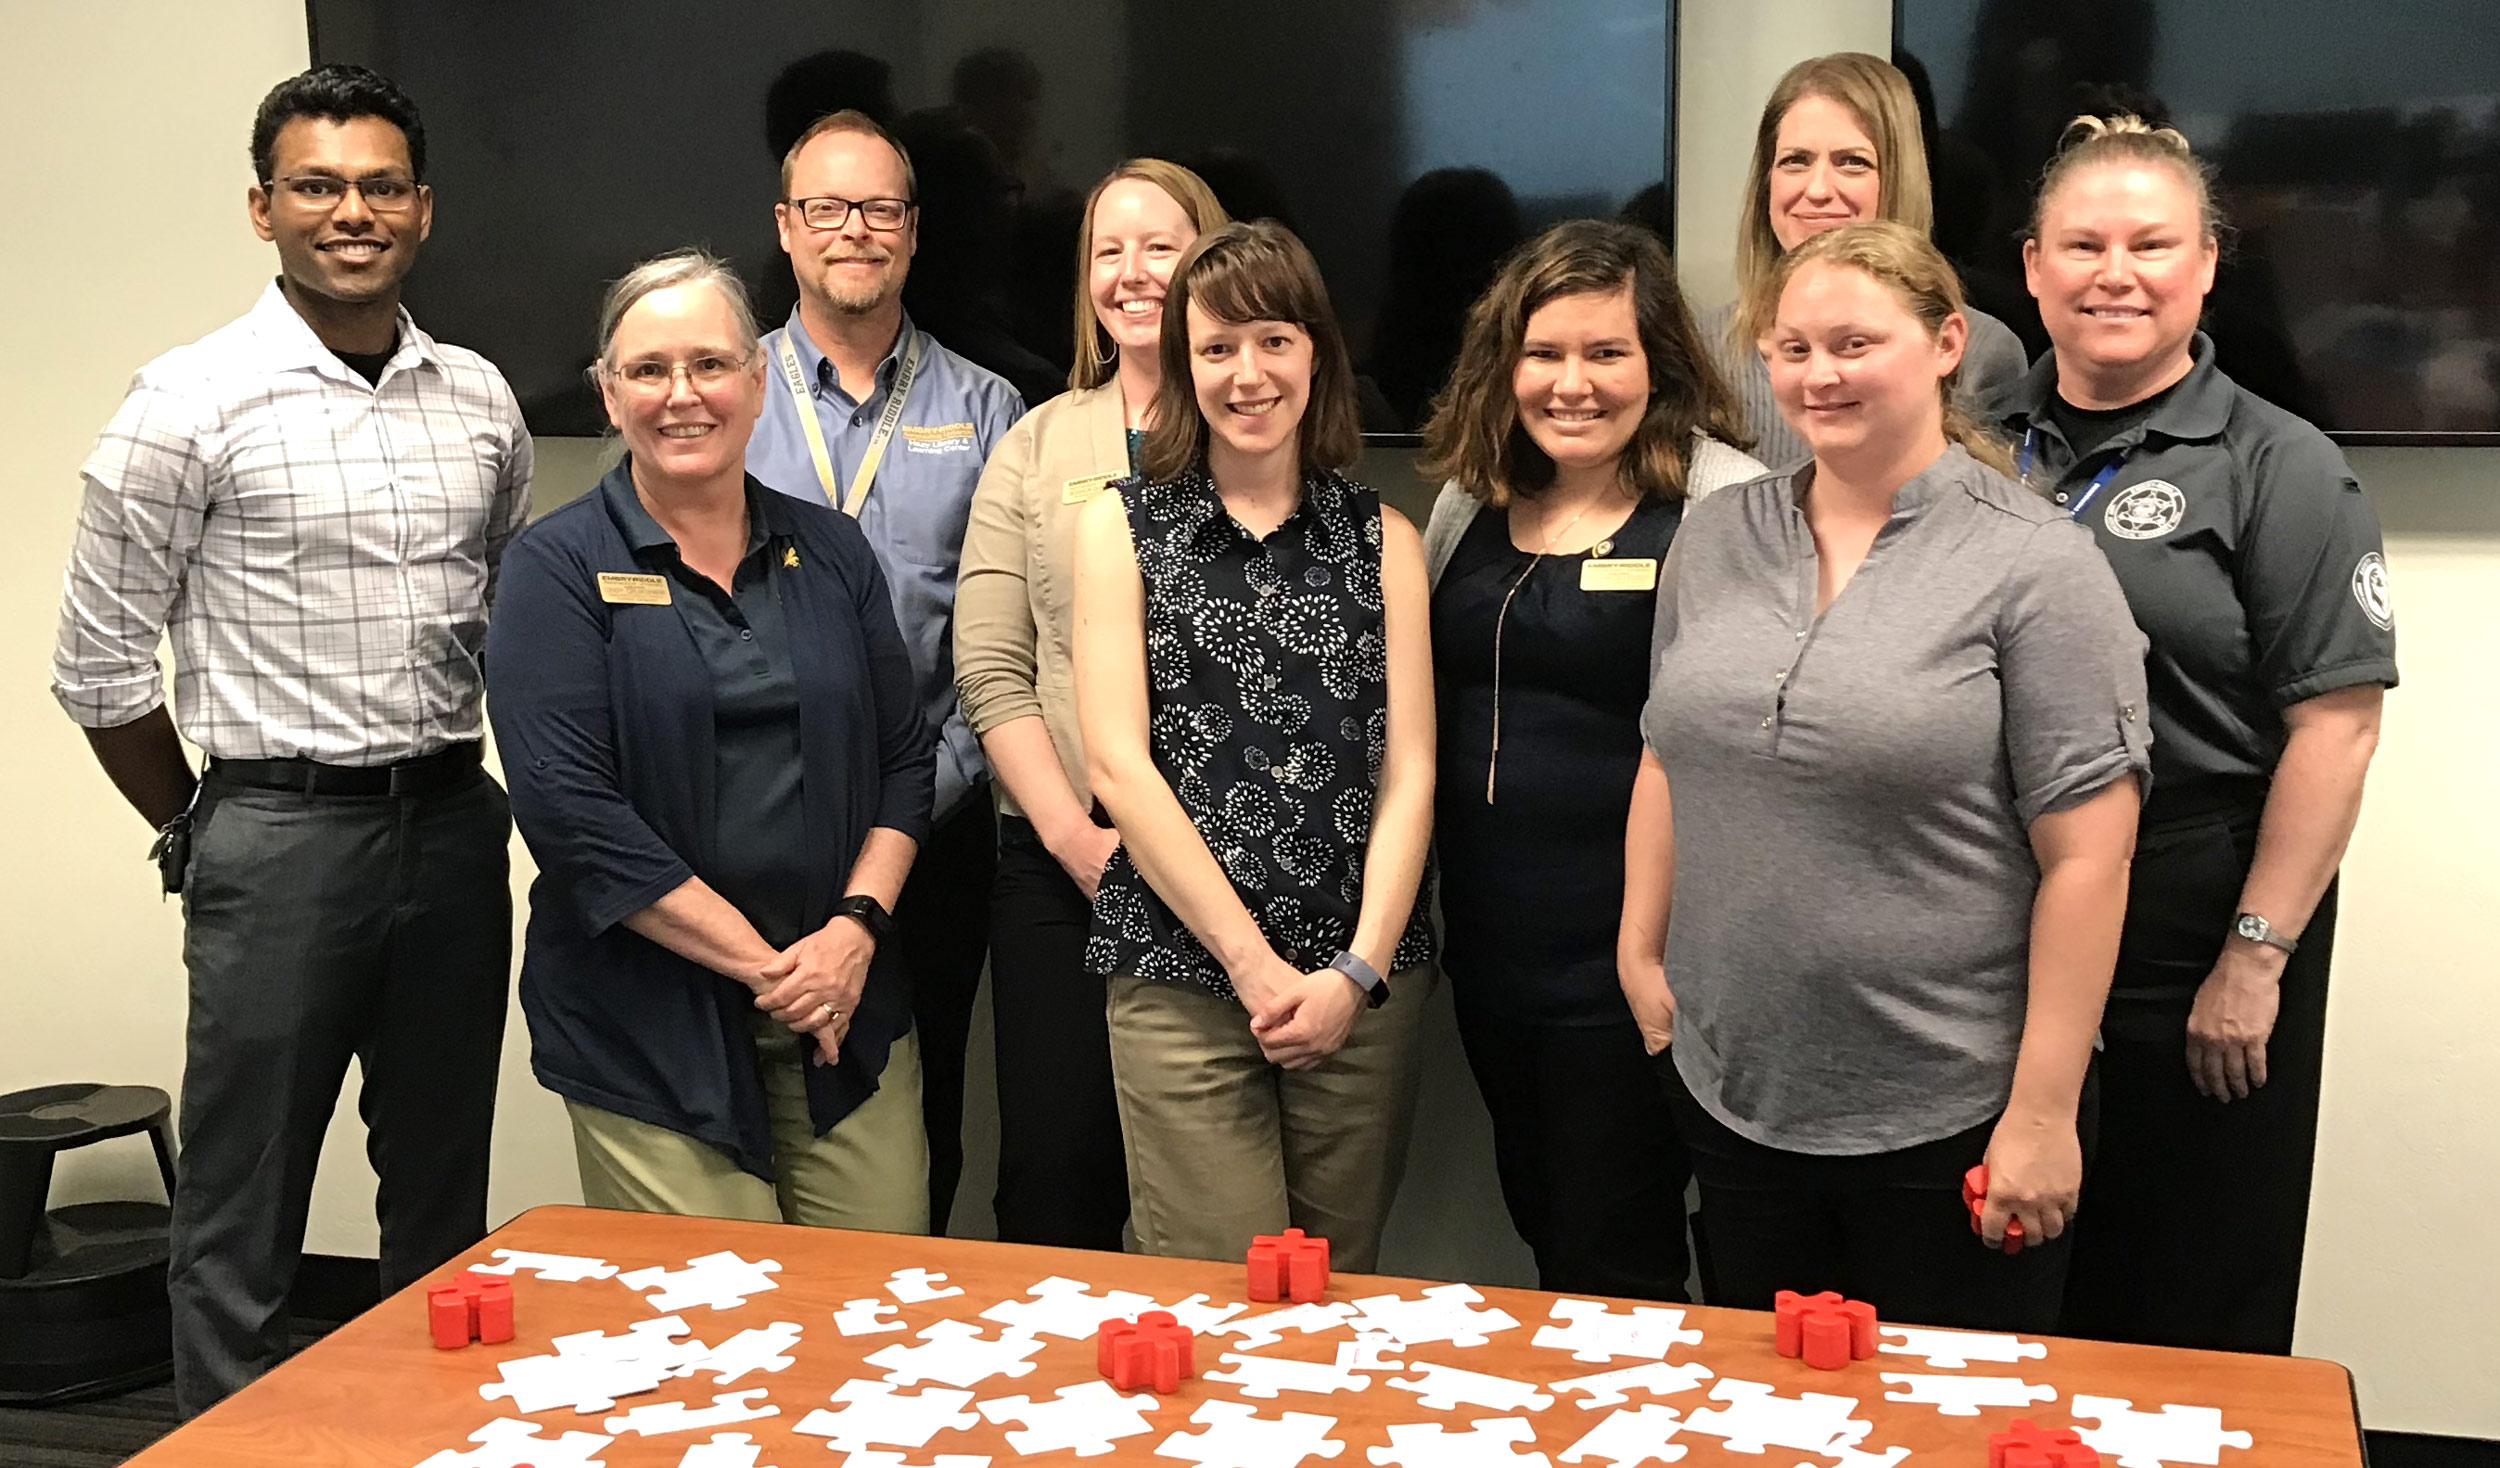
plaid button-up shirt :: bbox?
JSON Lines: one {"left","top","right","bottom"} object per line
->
{"left": 52, "top": 281, "right": 532, "bottom": 764}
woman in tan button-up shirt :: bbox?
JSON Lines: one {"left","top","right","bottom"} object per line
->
{"left": 954, "top": 159, "right": 1226, "bottom": 1250}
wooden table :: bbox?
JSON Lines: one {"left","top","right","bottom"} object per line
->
{"left": 129, "top": 1204, "right": 2363, "bottom": 1466}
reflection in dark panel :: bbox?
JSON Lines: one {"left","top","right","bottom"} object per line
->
{"left": 1898, "top": 0, "right": 2500, "bottom": 437}
{"left": 310, "top": 0, "right": 1672, "bottom": 436}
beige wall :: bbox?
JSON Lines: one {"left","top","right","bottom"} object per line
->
{"left": 9, "top": 0, "right": 2494, "bottom": 1440}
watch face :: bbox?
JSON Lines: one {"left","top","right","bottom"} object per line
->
{"left": 2235, "top": 914, "right": 2268, "bottom": 941}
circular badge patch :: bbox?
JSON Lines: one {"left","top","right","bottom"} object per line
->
{"left": 2351, "top": 550, "right": 2393, "bottom": 630}
{"left": 2103, "top": 480, "right": 2187, "bottom": 540}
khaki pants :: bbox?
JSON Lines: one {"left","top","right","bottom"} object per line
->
{"left": 1107, "top": 967, "right": 1435, "bottom": 1271}
{"left": 568, "top": 1016, "right": 930, "bottom": 1233}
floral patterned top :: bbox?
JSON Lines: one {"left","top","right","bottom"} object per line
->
{"left": 1085, "top": 463, "right": 1437, "bottom": 997}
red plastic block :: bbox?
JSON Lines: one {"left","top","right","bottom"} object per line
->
{"left": 427, "top": 1283, "right": 473, "bottom": 1349}
{"left": 472, "top": 1275, "right": 515, "bottom": 1344}
{"left": 426, "top": 1273, "right": 517, "bottom": 1349}
{"left": 1246, "top": 1227, "right": 1331, "bottom": 1303}
{"left": 1773, "top": 1289, "right": 1876, "bottom": 1369}
{"left": 1097, "top": 1310, "right": 1196, "bottom": 1393}
{"left": 1990, "top": 1418, "right": 2100, "bottom": 1468}
{"left": 1964, "top": 1165, "right": 2027, "bottom": 1255}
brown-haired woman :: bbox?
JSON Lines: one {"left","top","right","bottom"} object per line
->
{"left": 1624, "top": 221, "right": 2147, "bottom": 1328}
{"left": 1416, "top": 219, "right": 1762, "bottom": 1299}
{"left": 955, "top": 160, "right": 1225, "bottom": 1251}
{"left": 1706, "top": 52, "right": 2030, "bottom": 472}
{"left": 1072, "top": 221, "right": 1437, "bottom": 1266}
{"left": 1992, "top": 117, "right": 2395, "bottom": 1355}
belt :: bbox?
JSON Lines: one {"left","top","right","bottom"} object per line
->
{"left": 206, "top": 741, "right": 483, "bottom": 798}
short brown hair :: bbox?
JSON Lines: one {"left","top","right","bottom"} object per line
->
{"left": 1419, "top": 220, "right": 1748, "bottom": 507}
{"left": 2029, "top": 112, "right": 2225, "bottom": 246}
{"left": 1069, "top": 160, "right": 1231, "bottom": 391}
{"left": 779, "top": 108, "right": 916, "bottom": 201}
{"left": 1734, "top": 53, "right": 1934, "bottom": 323}
{"left": 1139, "top": 221, "right": 1362, "bottom": 481}
{"left": 1745, "top": 221, "right": 2014, "bottom": 477}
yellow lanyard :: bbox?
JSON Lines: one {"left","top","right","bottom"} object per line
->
{"left": 774, "top": 328, "right": 924, "bottom": 517}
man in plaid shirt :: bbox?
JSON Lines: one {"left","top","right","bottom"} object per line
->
{"left": 50, "top": 64, "right": 530, "bottom": 1416}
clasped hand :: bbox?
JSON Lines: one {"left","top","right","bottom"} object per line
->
{"left": 752, "top": 916, "right": 875, "bottom": 1066}
{"left": 2185, "top": 944, "right": 2283, "bottom": 1102}
{"left": 1233, "top": 953, "right": 1364, "bottom": 1070}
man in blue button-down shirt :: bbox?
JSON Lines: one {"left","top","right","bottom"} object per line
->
{"left": 749, "top": 108, "right": 1024, "bottom": 1235}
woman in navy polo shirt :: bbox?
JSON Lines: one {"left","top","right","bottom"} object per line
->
{"left": 488, "top": 250, "right": 936, "bottom": 1230}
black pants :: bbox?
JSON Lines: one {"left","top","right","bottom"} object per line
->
{"left": 2062, "top": 805, "right": 2333, "bottom": 1354}
{"left": 1453, "top": 994, "right": 1691, "bottom": 1300}
{"left": 171, "top": 770, "right": 510, "bottom": 1417}
{"left": 986, "top": 815, "right": 1129, "bottom": 1250}
{"left": 895, "top": 792, "right": 995, "bottom": 1235}
{"left": 1658, "top": 1054, "right": 2095, "bottom": 1332}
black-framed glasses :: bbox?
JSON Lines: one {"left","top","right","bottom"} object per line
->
{"left": 784, "top": 194, "right": 913, "bottom": 231}
{"left": 264, "top": 173, "right": 423, "bottom": 213}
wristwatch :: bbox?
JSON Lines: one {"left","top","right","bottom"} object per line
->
{"left": 832, "top": 893, "right": 896, "bottom": 945}
{"left": 2231, "top": 911, "right": 2298, "bottom": 955}
{"left": 1328, "top": 950, "right": 1392, "bottom": 1010}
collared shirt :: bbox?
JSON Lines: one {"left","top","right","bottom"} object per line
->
{"left": 52, "top": 280, "right": 532, "bottom": 764}
{"left": 1988, "top": 333, "right": 2398, "bottom": 817}
{"left": 748, "top": 307, "right": 1024, "bottom": 819}
{"left": 1640, "top": 446, "right": 2150, "bottom": 1154}
{"left": 608, "top": 483, "right": 807, "bottom": 948}
{"left": 1703, "top": 300, "right": 2032, "bottom": 474}
{"left": 1085, "top": 465, "right": 1437, "bottom": 997}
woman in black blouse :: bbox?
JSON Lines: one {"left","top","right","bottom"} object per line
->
{"left": 1071, "top": 221, "right": 1437, "bottom": 1269}
{"left": 1417, "top": 220, "right": 1761, "bottom": 1298}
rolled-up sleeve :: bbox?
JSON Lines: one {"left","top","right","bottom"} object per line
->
{"left": 51, "top": 377, "right": 209, "bottom": 729}
{"left": 480, "top": 393, "right": 534, "bottom": 607}
{"left": 850, "top": 533, "right": 937, "bottom": 842}
{"left": 1997, "top": 518, "right": 2155, "bottom": 824}
{"left": 953, "top": 417, "right": 1045, "bottom": 736}
{"left": 485, "top": 533, "right": 696, "bottom": 936}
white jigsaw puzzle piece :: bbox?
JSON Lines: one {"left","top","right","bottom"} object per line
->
{"left": 480, "top": 1351, "right": 669, "bottom": 1414}
{"left": 1220, "top": 1301, "right": 1360, "bottom": 1352}
{"left": 1348, "top": 1285, "right": 1522, "bottom": 1350}
{"left": 1207, "top": 1351, "right": 1373, "bottom": 1399}
{"left": 866, "top": 1319, "right": 1047, "bottom": 1388}
{"left": 978, "top": 1380, "right": 1162, "bottom": 1457}
{"left": 2069, "top": 1395, "right": 2255, "bottom": 1468}
{"left": 1156, "top": 1399, "right": 1347, "bottom": 1468}
{"left": 791, "top": 1380, "right": 979, "bottom": 1453}
{"left": 1880, "top": 1372, "right": 2056, "bottom": 1417}
{"left": 1805, "top": 1445, "right": 1913, "bottom": 1468}
{"left": 886, "top": 1268, "right": 966, "bottom": 1303}
{"left": 1335, "top": 1334, "right": 1408, "bottom": 1372}
{"left": 1550, "top": 1361, "right": 1714, "bottom": 1410}
{"left": 412, "top": 1416, "right": 614, "bottom": 1468}
{"left": 836, "top": 1299, "right": 906, "bottom": 1336}
{"left": 982, "top": 1275, "right": 1158, "bottom": 1340}
{"left": 1387, "top": 1360, "right": 1555, "bottom": 1413}
{"left": 689, "top": 1322, "right": 804, "bottom": 1384}
{"left": 1532, "top": 1301, "right": 1705, "bottom": 1364}
{"left": 1157, "top": 1292, "right": 1253, "bottom": 1334}
{"left": 1366, "top": 1417, "right": 1552, "bottom": 1468}
{"left": 1679, "top": 1379, "right": 1871, "bottom": 1457}
{"left": 621, "top": 1251, "right": 783, "bottom": 1312}
{"left": 603, "top": 1389, "right": 779, "bottom": 1437}
{"left": 673, "top": 1431, "right": 774, "bottom": 1468}
{"left": 1556, "top": 1404, "right": 1688, "bottom": 1468}
{"left": 839, "top": 1454, "right": 991, "bottom": 1468}
{"left": 1875, "top": 1326, "right": 2048, "bottom": 1370}
{"left": 553, "top": 1315, "right": 712, "bottom": 1378}
{"left": 468, "top": 1249, "right": 621, "bottom": 1283}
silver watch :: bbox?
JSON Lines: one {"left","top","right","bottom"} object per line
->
{"left": 2232, "top": 912, "right": 2298, "bottom": 955}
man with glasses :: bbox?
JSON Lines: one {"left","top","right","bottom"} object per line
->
{"left": 750, "top": 109, "right": 1023, "bottom": 1237}
{"left": 51, "top": 64, "right": 529, "bottom": 1416}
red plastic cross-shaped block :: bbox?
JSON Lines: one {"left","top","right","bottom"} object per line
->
{"left": 1772, "top": 1289, "right": 1876, "bottom": 1370}
{"left": 426, "top": 1273, "right": 515, "bottom": 1349}
{"left": 1097, "top": 1310, "right": 1197, "bottom": 1392}
{"left": 1990, "top": 1417, "right": 2101, "bottom": 1468}
{"left": 1964, "top": 1165, "right": 2028, "bottom": 1255}
{"left": 1246, "top": 1227, "right": 1331, "bottom": 1303}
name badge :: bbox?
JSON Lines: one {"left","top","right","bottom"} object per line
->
{"left": 1062, "top": 472, "right": 1118, "bottom": 505}
{"left": 597, "top": 572, "right": 672, "bottom": 606}
{"left": 1580, "top": 557, "right": 1659, "bottom": 592}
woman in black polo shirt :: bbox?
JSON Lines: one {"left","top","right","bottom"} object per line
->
{"left": 488, "top": 250, "right": 936, "bottom": 1230}
{"left": 1992, "top": 117, "right": 2397, "bottom": 1354}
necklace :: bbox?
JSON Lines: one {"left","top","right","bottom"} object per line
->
{"left": 1486, "top": 491, "right": 1606, "bottom": 803}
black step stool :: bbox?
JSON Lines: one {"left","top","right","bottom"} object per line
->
{"left": 0, "top": 1083, "right": 178, "bottom": 1403}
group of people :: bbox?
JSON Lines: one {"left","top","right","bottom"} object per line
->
{"left": 52, "top": 54, "right": 2393, "bottom": 1419}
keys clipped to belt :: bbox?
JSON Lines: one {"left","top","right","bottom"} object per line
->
{"left": 149, "top": 807, "right": 194, "bottom": 896}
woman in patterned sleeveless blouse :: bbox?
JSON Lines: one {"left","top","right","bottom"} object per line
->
{"left": 1071, "top": 221, "right": 1438, "bottom": 1269}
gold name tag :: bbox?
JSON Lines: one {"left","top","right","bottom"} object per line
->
{"left": 1580, "top": 557, "right": 1659, "bottom": 592}
{"left": 900, "top": 421, "right": 975, "bottom": 444}
{"left": 1062, "top": 472, "right": 1118, "bottom": 505}
{"left": 597, "top": 572, "right": 672, "bottom": 606}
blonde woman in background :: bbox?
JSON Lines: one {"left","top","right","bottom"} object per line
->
{"left": 954, "top": 160, "right": 1225, "bottom": 1249}
{"left": 1705, "top": 52, "right": 2030, "bottom": 472}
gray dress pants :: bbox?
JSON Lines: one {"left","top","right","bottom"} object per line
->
{"left": 170, "top": 769, "right": 510, "bottom": 1417}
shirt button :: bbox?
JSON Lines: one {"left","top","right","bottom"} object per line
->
{"left": 1760, "top": 717, "right": 1773, "bottom": 729}
{"left": 1271, "top": 766, "right": 1288, "bottom": 781}
{"left": 1774, "top": 671, "right": 1786, "bottom": 683}
{"left": 2054, "top": 492, "right": 2070, "bottom": 504}
{"left": 1794, "top": 630, "right": 1806, "bottom": 640}
{"left": 741, "top": 629, "right": 753, "bottom": 641}
{"left": 2123, "top": 703, "right": 2138, "bottom": 721}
